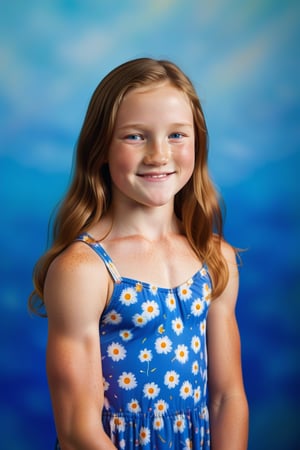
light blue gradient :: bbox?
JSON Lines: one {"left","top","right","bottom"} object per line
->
{"left": 1, "top": 1, "right": 299, "bottom": 448}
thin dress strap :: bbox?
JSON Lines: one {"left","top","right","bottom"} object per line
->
{"left": 75, "top": 233, "right": 122, "bottom": 284}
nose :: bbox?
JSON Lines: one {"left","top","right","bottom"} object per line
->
{"left": 143, "top": 139, "right": 170, "bottom": 166}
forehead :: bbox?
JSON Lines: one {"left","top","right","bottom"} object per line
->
{"left": 117, "top": 82, "right": 193, "bottom": 122}
{"left": 124, "top": 81, "right": 189, "bottom": 102}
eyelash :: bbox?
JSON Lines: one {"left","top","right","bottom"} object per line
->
{"left": 124, "top": 133, "right": 184, "bottom": 140}
{"left": 169, "top": 132, "right": 183, "bottom": 139}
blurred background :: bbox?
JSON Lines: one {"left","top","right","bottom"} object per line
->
{"left": 1, "top": 0, "right": 299, "bottom": 449}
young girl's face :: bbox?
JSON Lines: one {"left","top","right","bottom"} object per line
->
{"left": 108, "top": 82, "right": 195, "bottom": 210}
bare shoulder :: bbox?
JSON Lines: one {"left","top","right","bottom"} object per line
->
{"left": 211, "top": 240, "right": 239, "bottom": 311}
{"left": 44, "top": 241, "right": 110, "bottom": 328}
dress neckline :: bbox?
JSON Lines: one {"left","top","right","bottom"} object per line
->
{"left": 78, "top": 232, "right": 210, "bottom": 291}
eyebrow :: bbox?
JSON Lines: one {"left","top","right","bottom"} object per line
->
{"left": 117, "top": 122, "right": 194, "bottom": 130}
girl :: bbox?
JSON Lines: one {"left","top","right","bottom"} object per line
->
{"left": 29, "top": 58, "right": 248, "bottom": 449}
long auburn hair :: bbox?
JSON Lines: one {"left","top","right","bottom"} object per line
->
{"left": 29, "top": 57, "right": 229, "bottom": 315}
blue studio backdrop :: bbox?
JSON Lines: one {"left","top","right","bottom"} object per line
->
{"left": 1, "top": 1, "right": 299, "bottom": 449}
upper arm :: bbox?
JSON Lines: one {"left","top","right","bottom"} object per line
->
{"left": 44, "top": 243, "right": 110, "bottom": 441}
{"left": 207, "top": 242, "right": 245, "bottom": 402}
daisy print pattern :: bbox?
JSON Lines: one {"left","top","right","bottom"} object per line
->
{"left": 143, "top": 382, "right": 160, "bottom": 399}
{"left": 192, "top": 360, "right": 199, "bottom": 375}
{"left": 153, "top": 416, "right": 164, "bottom": 430}
{"left": 118, "top": 372, "right": 137, "bottom": 390}
{"left": 139, "top": 427, "right": 151, "bottom": 446}
{"left": 203, "top": 282, "right": 212, "bottom": 302}
{"left": 107, "top": 342, "right": 127, "bottom": 361}
{"left": 110, "top": 416, "right": 125, "bottom": 432}
{"left": 119, "top": 287, "right": 138, "bottom": 306}
{"left": 171, "top": 317, "right": 184, "bottom": 335}
{"left": 180, "top": 381, "right": 193, "bottom": 399}
{"left": 119, "top": 329, "right": 133, "bottom": 341}
{"left": 191, "top": 335, "right": 201, "bottom": 353}
{"left": 174, "top": 344, "right": 189, "bottom": 364}
{"left": 178, "top": 283, "right": 192, "bottom": 301}
{"left": 194, "top": 386, "right": 201, "bottom": 404}
{"left": 138, "top": 348, "right": 153, "bottom": 363}
{"left": 141, "top": 300, "right": 160, "bottom": 320}
{"left": 200, "top": 319, "right": 206, "bottom": 335}
{"left": 75, "top": 233, "right": 212, "bottom": 449}
{"left": 103, "top": 309, "right": 122, "bottom": 325}
{"left": 164, "top": 370, "right": 180, "bottom": 389}
{"left": 183, "top": 438, "right": 193, "bottom": 450}
{"left": 165, "top": 292, "right": 177, "bottom": 311}
{"left": 191, "top": 297, "right": 205, "bottom": 316}
{"left": 155, "top": 336, "right": 172, "bottom": 354}
{"left": 127, "top": 399, "right": 141, "bottom": 414}
{"left": 154, "top": 399, "right": 169, "bottom": 415}
{"left": 173, "top": 414, "right": 186, "bottom": 433}
{"left": 132, "top": 313, "right": 148, "bottom": 327}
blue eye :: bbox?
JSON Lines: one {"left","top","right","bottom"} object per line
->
{"left": 169, "top": 132, "right": 183, "bottom": 139}
{"left": 126, "top": 134, "right": 143, "bottom": 140}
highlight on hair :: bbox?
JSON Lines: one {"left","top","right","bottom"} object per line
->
{"left": 28, "top": 57, "right": 230, "bottom": 315}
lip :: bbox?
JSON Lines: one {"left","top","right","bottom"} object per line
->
{"left": 137, "top": 171, "right": 175, "bottom": 179}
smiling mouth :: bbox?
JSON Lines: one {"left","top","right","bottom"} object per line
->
{"left": 137, "top": 172, "right": 175, "bottom": 179}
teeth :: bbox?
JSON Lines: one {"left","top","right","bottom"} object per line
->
{"left": 143, "top": 173, "right": 167, "bottom": 178}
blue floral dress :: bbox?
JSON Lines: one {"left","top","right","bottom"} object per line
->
{"left": 56, "top": 232, "right": 211, "bottom": 449}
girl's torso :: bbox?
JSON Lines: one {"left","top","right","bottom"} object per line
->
{"left": 70, "top": 232, "right": 212, "bottom": 449}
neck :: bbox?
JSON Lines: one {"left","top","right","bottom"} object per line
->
{"left": 105, "top": 202, "right": 182, "bottom": 242}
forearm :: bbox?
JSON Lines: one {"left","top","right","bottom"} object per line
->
{"left": 209, "top": 394, "right": 249, "bottom": 450}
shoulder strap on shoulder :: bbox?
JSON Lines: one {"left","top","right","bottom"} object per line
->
{"left": 75, "top": 233, "right": 122, "bottom": 283}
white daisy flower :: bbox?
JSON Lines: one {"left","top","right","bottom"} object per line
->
{"left": 155, "top": 336, "right": 172, "bottom": 354}
{"left": 178, "top": 284, "right": 192, "bottom": 301}
{"left": 192, "top": 360, "right": 199, "bottom": 375}
{"left": 200, "top": 320, "right": 206, "bottom": 335}
{"left": 118, "top": 372, "right": 137, "bottom": 390}
{"left": 103, "top": 378, "right": 109, "bottom": 391}
{"left": 202, "top": 283, "right": 211, "bottom": 302}
{"left": 183, "top": 438, "right": 193, "bottom": 450}
{"left": 171, "top": 317, "right": 184, "bottom": 336}
{"left": 154, "top": 399, "right": 169, "bottom": 415}
{"left": 191, "top": 298, "right": 204, "bottom": 316}
{"left": 180, "top": 381, "right": 193, "bottom": 399}
{"left": 119, "top": 329, "right": 133, "bottom": 341}
{"left": 143, "top": 382, "right": 160, "bottom": 399}
{"left": 200, "top": 267, "right": 207, "bottom": 277}
{"left": 191, "top": 335, "right": 201, "bottom": 353}
{"left": 173, "top": 414, "right": 186, "bottom": 433}
{"left": 174, "top": 344, "right": 189, "bottom": 364}
{"left": 141, "top": 300, "right": 160, "bottom": 320}
{"left": 150, "top": 285, "right": 158, "bottom": 295}
{"left": 107, "top": 342, "right": 127, "bottom": 361}
{"left": 139, "top": 426, "right": 151, "bottom": 445}
{"left": 138, "top": 348, "right": 153, "bottom": 363}
{"left": 157, "top": 324, "right": 165, "bottom": 334}
{"left": 135, "top": 282, "right": 143, "bottom": 292}
{"left": 119, "top": 287, "right": 138, "bottom": 306}
{"left": 103, "top": 310, "right": 122, "bottom": 325}
{"left": 119, "top": 439, "right": 126, "bottom": 449}
{"left": 153, "top": 416, "right": 164, "bottom": 430}
{"left": 132, "top": 313, "right": 148, "bottom": 327}
{"left": 110, "top": 415, "right": 125, "bottom": 432}
{"left": 164, "top": 370, "right": 180, "bottom": 389}
{"left": 127, "top": 399, "right": 141, "bottom": 414}
{"left": 165, "top": 292, "right": 176, "bottom": 311}
{"left": 201, "top": 406, "right": 209, "bottom": 420}
{"left": 194, "top": 386, "right": 201, "bottom": 404}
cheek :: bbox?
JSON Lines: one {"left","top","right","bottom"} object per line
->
{"left": 179, "top": 144, "right": 195, "bottom": 173}
{"left": 108, "top": 148, "right": 136, "bottom": 173}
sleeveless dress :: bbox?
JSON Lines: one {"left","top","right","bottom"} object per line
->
{"left": 55, "top": 232, "right": 211, "bottom": 449}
